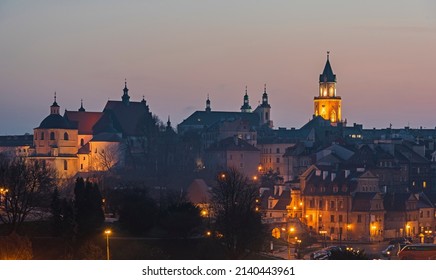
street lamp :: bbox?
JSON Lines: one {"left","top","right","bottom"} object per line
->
{"left": 319, "top": 230, "right": 327, "bottom": 248}
{"left": 104, "top": 229, "right": 111, "bottom": 260}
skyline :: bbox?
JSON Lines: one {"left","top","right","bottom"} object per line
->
{"left": 1, "top": 1, "right": 436, "bottom": 135}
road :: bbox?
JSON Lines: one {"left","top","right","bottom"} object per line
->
{"left": 269, "top": 241, "right": 391, "bottom": 260}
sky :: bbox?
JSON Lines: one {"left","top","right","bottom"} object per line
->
{"left": 0, "top": 0, "right": 435, "bottom": 135}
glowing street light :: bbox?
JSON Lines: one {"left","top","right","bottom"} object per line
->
{"left": 104, "top": 229, "right": 111, "bottom": 260}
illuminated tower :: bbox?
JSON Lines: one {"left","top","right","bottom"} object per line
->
{"left": 314, "top": 52, "right": 342, "bottom": 124}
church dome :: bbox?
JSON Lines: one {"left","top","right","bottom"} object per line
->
{"left": 38, "top": 114, "right": 73, "bottom": 129}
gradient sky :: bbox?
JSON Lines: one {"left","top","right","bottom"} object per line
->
{"left": 1, "top": 0, "right": 435, "bottom": 135}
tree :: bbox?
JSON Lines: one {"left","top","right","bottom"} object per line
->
{"left": 74, "top": 177, "right": 105, "bottom": 238}
{"left": 50, "top": 187, "right": 62, "bottom": 236}
{"left": 93, "top": 143, "right": 123, "bottom": 173}
{"left": 211, "top": 168, "right": 266, "bottom": 259}
{"left": 260, "top": 169, "right": 283, "bottom": 189}
{"left": 118, "top": 188, "right": 158, "bottom": 235}
{"left": 0, "top": 158, "right": 57, "bottom": 233}
{"left": 160, "top": 201, "right": 202, "bottom": 238}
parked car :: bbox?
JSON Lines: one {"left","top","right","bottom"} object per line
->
{"left": 381, "top": 244, "right": 397, "bottom": 259}
{"left": 310, "top": 245, "right": 356, "bottom": 260}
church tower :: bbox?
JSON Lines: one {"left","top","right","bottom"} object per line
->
{"left": 240, "top": 86, "right": 252, "bottom": 113}
{"left": 254, "top": 84, "right": 273, "bottom": 128}
{"left": 314, "top": 52, "right": 342, "bottom": 124}
{"left": 122, "top": 79, "right": 130, "bottom": 105}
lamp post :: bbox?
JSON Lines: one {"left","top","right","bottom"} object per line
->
{"left": 319, "top": 230, "right": 327, "bottom": 248}
{"left": 104, "top": 229, "right": 111, "bottom": 260}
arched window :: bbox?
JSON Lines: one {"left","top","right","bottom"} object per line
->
{"left": 50, "top": 132, "right": 55, "bottom": 140}
{"left": 64, "top": 160, "right": 68, "bottom": 170}
{"left": 41, "top": 132, "right": 44, "bottom": 140}
{"left": 64, "top": 132, "right": 69, "bottom": 140}
{"left": 80, "top": 138, "right": 84, "bottom": 146}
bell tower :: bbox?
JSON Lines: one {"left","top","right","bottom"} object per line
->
{"left": 314, "top": 52, "right": 342, "bottom": 124}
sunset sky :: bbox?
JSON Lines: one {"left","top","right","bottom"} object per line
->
{"left": 1, "top": 0, "right": 435, "bottom": 135}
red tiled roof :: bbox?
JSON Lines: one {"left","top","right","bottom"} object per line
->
{"left": 64, "top": 111, "right": 103, "bottom": 135}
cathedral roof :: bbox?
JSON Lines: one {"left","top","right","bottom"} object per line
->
{"left": 38, "top": 114, "right": 75, "bottom": 129}
{"left": 178, "top": 111, "right": 260, "bottom": 131}
{"left": 64, "top": 111, "right": 103, "bottom": 135}
{"left": 102, "top": 100, "right": 154, "bottom": 137}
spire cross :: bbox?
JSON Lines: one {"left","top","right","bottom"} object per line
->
{"left": 54, "top": 91, "right": 57, "bottom": 103}
{"left": 264, "top": 83, "right": 267, "bottom": 93}
{"left": 125, "top": 78, "right": 127, "bottom": 87}
{"left": 327, "top": 51, "right": 330, "bottom": 60}
{"left": 245, "top": 85, "right": 248, "bottom": 95}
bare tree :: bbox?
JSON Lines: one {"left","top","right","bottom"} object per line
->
{"left": 210, "top": 168, "right": 266, "bottom": 259}
{"left": 0, "top": 158, "right": 57, "bottom": 232}
{"left": 92, "top": 143, "right": 122, "bottom": 173}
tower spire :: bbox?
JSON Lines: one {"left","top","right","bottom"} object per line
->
{"left": 241, "top": 86, "right": 252, "bottom": 112}
{"left": 79, "top": 98, "right": 85, "bottom": 112}
{"left": 50, "top": 91, "right": 60, "bottom": 115}
{"left": 205, "top": 94, "right": 211, "bottom": 112}
{"left": 122, "top": 78, "right": 130, "bottom": 105}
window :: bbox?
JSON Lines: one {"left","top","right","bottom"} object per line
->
{"left": 63, "top": 160, "right": 68, "bottom": 171}
{"left": 276, "top": 148, "right": 280, "bottom": 154}
{"left": 309, "top": 199, "right": 314, "bottom": 208}
{"left": 427, "top": 211, "right": 431, "bottom": 218}
{"left": 338, "top": 200, "right": 343, "bottom": 209}
{"left": 276, "top": 157, "right": 280, "bottom": 163}
{"left": 319, "top": 200, "right": 323, "bottom": 209}
{"left": 423, "top": 181, "right": 427, "bottom": 188}
{"left": 64, "top": 132, "right": 69, "bottom": 140}
{"left": 50, "top": 132, "right": 55, "bottom": 140}
{"left": 80, "top": 164, "right": 83, "bottom": 170}
{"left": 357, "top": 215, "right": 362, "bottom": 223}
{"left": 330, "top": 201, "right": 335, "bottom": 209}
{"left": 330, "top": 227, "right": 335, "bottom": 234}
{"left": 240, "top": 154, "right": 243, "bottom": 159}
{"left": 41, "top": 132, "right": 44, "bottom": 140}
{"left": 339, "top": 215, "right": 343, "bottom": 223}
{"left": 420, "top": 211, "right": 423, "bottom": 218}
{"left": 330, "top": 215, "right": 335, "bottom": 222}
{"left": 80, "top": 138, "right": 84, "bottom": 146}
